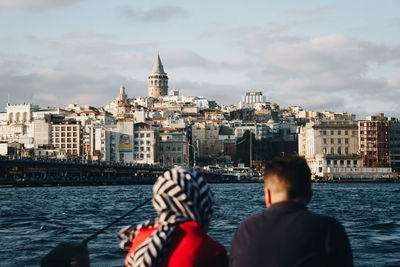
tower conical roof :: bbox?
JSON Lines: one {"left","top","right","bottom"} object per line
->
{"left": 151, "top": 50, "right": 166, "bottom": 74}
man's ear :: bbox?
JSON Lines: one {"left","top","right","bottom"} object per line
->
{"left": 264, "top": 186, "right": 272, "bottom": 207}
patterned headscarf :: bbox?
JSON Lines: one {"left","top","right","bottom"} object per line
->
{"left": 118, "top": 167, "right": 215, "bottom": 267}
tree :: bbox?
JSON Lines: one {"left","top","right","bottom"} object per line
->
{"left": 236, "top": 130, "right": 276, "bottom": 167}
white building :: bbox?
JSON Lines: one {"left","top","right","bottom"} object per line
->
{"left": 0, "top": 103, "right": 38, "bottom": 148}
{"left": 237, "top": 91, "right": 270, "bottom": 110}
{"left": 133, "top": 122, "right": 157, "bottom": 164}
{"left": 298, "top": 120, "right": 361, "bottom": 177}
{"left": 51, "top": 121, "right": 81, "bottom": 157}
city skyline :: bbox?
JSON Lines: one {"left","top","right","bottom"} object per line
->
{"left": 1, "top": 0, "right": 400, "bottom": 119}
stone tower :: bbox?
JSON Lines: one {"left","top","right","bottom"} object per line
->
{"left": 148, "top": 51, "right": 168, "bottom": 98}
{"left": 116, "top": 85, "right": 127, "bottom": 103}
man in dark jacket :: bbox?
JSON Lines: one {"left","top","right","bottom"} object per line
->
{"left": 230, "top": 155, "right": 353, "bottom": 267}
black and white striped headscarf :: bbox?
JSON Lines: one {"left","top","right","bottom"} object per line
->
{"left": 118, "top": 166, "right": 215, "bottom": 267}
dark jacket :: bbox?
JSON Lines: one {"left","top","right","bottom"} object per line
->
{"left": 230, "top": 201, "right": 353, "bottom": 267}
{"left": 125, "top": 221, "right": 228, "bottom": 267}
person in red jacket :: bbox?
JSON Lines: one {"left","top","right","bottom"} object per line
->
{"left": 118, "top": 167, "right": 228, "bottom": 267}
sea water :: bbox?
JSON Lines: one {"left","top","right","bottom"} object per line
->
{"left": 0, "top": 183, "right": 399, "bottom": 266}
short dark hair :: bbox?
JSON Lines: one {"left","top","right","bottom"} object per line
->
{"left": 264, "top": 154, "right": 311, "bottom": 202}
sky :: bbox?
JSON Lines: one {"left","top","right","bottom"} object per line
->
{"left": 0, "top": 0, "right": 399, "bottom": 119}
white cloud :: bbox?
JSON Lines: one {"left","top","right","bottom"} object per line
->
{"left": 228, "top": 31, "right": 400, "bottom": 118}
{"left": 0, "top": 0, "right": 82, "bottom": 10}
{"left": 119, "top": 5, "right": 188, "bottom": 23}
{"left": 286, "top": 4, "right": 338, "bottom": 16}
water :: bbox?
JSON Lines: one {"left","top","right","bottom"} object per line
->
{"left": 1, "top": 183, "right": 399, "bottom": 266}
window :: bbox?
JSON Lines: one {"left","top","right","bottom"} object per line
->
{"left": 347, "top": 160, "right": 351, "bottom": 165}
{"left": 331, "top": 147, "right": 334, "bottom": 154}
{"left": 331, "top": 130, "right": 334, "bottom": 135}
{"left": 146, "top": 133, "right": 150, "bottom": 138}
{"left": 338, "top": 147, "right": 342, "bottom": 155}
{"left": 345, "top": 130, "right": 348, "bottom": 135}
{"left": 345, "top": 138, "right": 349, "bottom": 144}
{"left": 338, "top": 138, "right": 341, "bottom": 144}
{"left": 340, "top": 160, "right": 344, "bottom": 165}
{"left": 345, "top": 147, "right": 349, "bottom": 154}
{"left": 353, "top": 160, "right": 357, "bottom": 165}
{"left": 323, "top": 138, "right": 327, "bottom": 144}
{"left": 331, "top": 139, "right": 334, "bottom": 144}
{"left": 338, "top": 130, "right": 341, "bottom": 135}
{"left": 327, "top": 159, "right": 331, "bottom": 165}
{"left": 140, "top": 133, "right": 144, "bottom": 138}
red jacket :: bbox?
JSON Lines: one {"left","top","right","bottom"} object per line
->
{"left": 125, "top": 221, "right": 228, "bottom": 267}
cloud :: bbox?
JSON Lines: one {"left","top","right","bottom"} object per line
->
{"left": 63, "top": 30, "right": 116, "bottom": 40}
{"left": 0, "top": 35, "right": 217, "bottom": 111}
{"left": 2, "top": 25, "right": 400, "bottom": 120}
{"left": 119, "top": 5, "right": 188, "bottom": 23}
{"left": 286, "top": 4, "right": 338, "bottom": 16}
{"left": 229, "top": 25, "right": 308, "bottom": 55}
{"left": 0, "top": 52, "right": 146, "bottom": 110}
{"left": 222, "top": 29, "right": 400, "bottom": 118}
{"left": 0, "top": 0, "right": 82, "bottom": 10}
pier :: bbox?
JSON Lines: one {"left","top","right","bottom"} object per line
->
{"left": 0, "top": 157, "right": 234, "bottom": 187}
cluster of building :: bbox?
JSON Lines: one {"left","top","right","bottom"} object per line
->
{"left": 1, "top": 51, "right": 399, "bottom": 176}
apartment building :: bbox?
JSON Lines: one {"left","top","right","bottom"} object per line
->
{"left": 299, "top": 120, "right": 361, "bottom": 176}
{"left": 133, "top": 122, "right": 157, "bottom": 164}
{"left": 158, "top": 128, "right": 189, "bottom": 166}
{"left": 389, "top": 120, "right": 400, "bottom": 171}
{"left": 191, "top": 121, "right": 223, "bottom": 160}
{"left": 51, "top": 121, "right": 81, "bottom": 157}
{"left": 358, "top": 114, "right": 390, "bottom": 167}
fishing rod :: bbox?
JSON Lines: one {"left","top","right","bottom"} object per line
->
{"left": 83, "top": 197, "right": 152, "bottom": 244}
{"left": 41, "top": 197, "right": 152, "bottom": 267}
